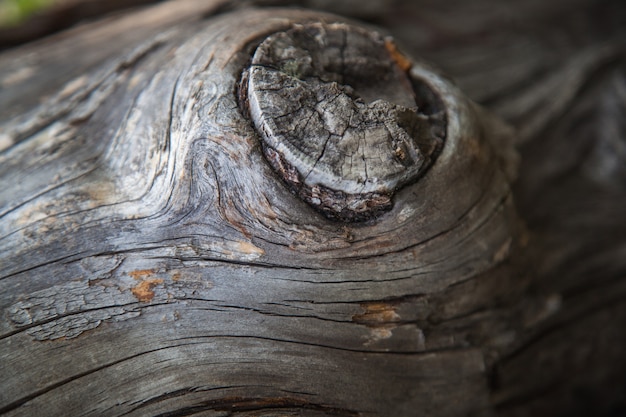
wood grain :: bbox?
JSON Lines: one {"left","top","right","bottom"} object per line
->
{"left": 0, "top": 0, "right": 625, "bottom": 416}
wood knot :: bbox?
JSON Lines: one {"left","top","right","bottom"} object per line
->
{"left": 240, "top": 22, "right": 446, "bottom": 222}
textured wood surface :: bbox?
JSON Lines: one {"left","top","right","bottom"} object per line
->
{"left": 244, "top": 22, "right": 446, "bottom": 220}
{"left": 0, "top": 0, "right": 625, "bottom": 416}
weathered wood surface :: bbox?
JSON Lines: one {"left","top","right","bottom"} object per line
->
{"left": 0, "top": 0, "right": 164, "bottom": 49}
{"left": 244, "top": 21, "right": 447, "bottom": 221}
{"left": 0, "top": 0, "right": 625, "bottom": 416}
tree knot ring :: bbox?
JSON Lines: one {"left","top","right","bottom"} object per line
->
{"left": 240, "top": 22, "right": 446, "bottom": 222}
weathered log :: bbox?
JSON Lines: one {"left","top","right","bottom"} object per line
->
{"left": 1, "top": 1, "right": 625, "bottom": 416}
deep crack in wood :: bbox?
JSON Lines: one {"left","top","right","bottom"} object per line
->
{"left": 242, "top": 22, "right": 446, "bottom": 222}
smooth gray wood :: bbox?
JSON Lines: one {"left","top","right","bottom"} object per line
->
{"left": 1, "top": 1, "right": 625, "bottom": 416}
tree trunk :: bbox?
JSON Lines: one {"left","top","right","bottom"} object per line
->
{"left": 1, "top": 1, "right": 625, "bottom": 416}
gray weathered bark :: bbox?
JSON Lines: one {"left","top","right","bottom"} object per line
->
{"left": 1, "top": 0, "right": 625, "bottom": 416}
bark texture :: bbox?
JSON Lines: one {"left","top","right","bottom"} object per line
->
{"left": 0, "top": 1, "right": 625, "bottom": 416}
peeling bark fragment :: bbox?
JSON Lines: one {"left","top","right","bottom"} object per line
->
{"left": 242, "top": 22, "right": 446, "bottom": 222}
